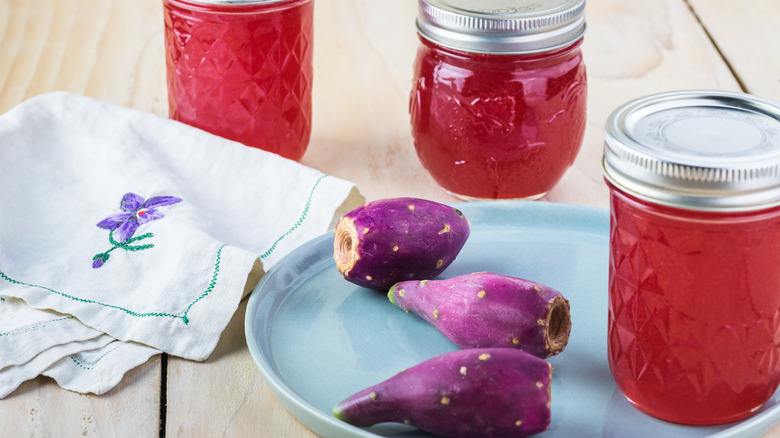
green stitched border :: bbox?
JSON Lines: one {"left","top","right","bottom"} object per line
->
{"left": 0, "top": 244, "right": 225, "bottom": 326}
{"left": 0, "top": 174, "right": 330, "bottom": 325}
{"left": 260, "top": 174, "right": 328, "bottom": 259}
{"left": 70, "top": 345, "right": 122, "bottom": 371}
{"left": 0, "top": 316, "right": 76, "bottom": 337}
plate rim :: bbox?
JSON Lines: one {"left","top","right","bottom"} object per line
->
{"left": 244, "top": 200, "right": 780, "bottom": 438}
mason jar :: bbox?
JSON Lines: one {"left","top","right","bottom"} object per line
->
{"left": 163, "top": 0, "right": 313, "bottom": 161}
{"left": 602, "top": 90, "right": 780, "bottom": 424}
{"left": 410, "top": 0, "right": 587, "bottom": 200}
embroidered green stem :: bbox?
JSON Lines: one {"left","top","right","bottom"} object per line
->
{"left": 93, "top": 230, "right": 155, "bottom": 268}
{"left": 93, "top": 193, "right": 182, "bottom": 268}
{"left": 108, "top": 230, "right": 155, "bottom": 250}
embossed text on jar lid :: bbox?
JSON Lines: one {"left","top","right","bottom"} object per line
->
{"left": 416, "top": 0, "right": 586, "bottom": 54}
{"left": 603, "top": 90, "right": 780, "bottom": 211}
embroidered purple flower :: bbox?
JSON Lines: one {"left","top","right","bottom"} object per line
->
{"left": 97, "top": 193, "right": 182, "bottom": 243}
{"left": 92, "top": 192, "right": 182, "bottom": 269}
{"left": 92, "top": 254, "right": 108, "bottom": 269}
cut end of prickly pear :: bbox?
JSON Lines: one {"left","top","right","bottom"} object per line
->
{"left": 334, "top": 216, "right": 359, "bottom": 276}
{"left": 333, "top": 405, "right": 345, "bottom": 422}
{"left": 546, "top": 296, "right": 571, "bottom": 356}
{"left": 387, "top": 285, "right": 398, "bottom": 305}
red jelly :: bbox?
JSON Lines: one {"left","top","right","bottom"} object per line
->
{"left": 163, "top": 0, "right": 313, "bottom": 161}
{"left": 410, "top": 0, "right": 587, "bottom": 200}
{"left": 603, "top": 90, "right": 780, "bottom": 425}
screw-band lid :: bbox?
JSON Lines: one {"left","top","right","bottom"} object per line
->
{"left": 603, "top": 90, "right": 780, "bottom": 212}
{"left": 416, "top": 0, "right": 586, "bottom": 54}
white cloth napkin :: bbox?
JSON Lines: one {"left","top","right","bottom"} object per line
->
{"left": 0, "top": 92, "right": 364, "bottom": 398}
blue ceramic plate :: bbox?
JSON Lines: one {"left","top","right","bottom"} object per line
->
{"left": 245, "top": 201, "right": 780, "bottom": 438}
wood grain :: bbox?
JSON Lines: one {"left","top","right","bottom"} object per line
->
{"left": 165, "top": 299, "right": 316, "bottom": 438}
{"left": 1, "top": 358, "right": 161, "bottom": 437}
{"left": 554, "top": 0, "right": 742, "bottom": 209}
{"left": 0, "top": 0, "right": 166, "bottom": 114}
{"left": 688, "top": 0, "right": 780, "bottom": 100}
{"left": 0, "top": 1, "right": 164, "bottom": 436}
{"left": 687, "top": 3, "right": 780, "bottom": 436}
{"left": 300, "top": 0, "right": 443, "bottom": 203}
{"left": 1, "top": 0, "right": 779, "bottom": 436}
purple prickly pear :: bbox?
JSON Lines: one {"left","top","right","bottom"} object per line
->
{"left": 333, "top": 197, "right": 470, "bottom": 290}
{"left": 333, "top": 348, "right": 553, "bottom": 438}
{"left": 389, "top": 272, "right": 571, "bottom": 358}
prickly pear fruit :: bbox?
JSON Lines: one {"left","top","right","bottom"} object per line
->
{"left": 389, "top": 272, "right": 571, "bottom": 358}
{"left": 333, "top": 348, "right": 552, "bottom": 438}
{"left": 333, "top": 197, "right": 470, "bottom": 290}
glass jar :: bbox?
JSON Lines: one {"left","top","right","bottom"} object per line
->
{"left": 410, "top": 0, "right": 587, "bottom": 200}
{"left": 602, "top": 90, "right": 780, "bottom": 425}
{"left": 163, "top": 0, "right": 313, "bottom": 161}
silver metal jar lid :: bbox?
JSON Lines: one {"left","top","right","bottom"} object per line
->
{"left": 416, "top": 0, "right": 586, "bottom": 54}
{"left": 603, "top": 90, "right": 780, "bottom": 212}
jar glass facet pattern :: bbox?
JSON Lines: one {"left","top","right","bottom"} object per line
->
{"left": 410, "top": 0, "right": 587, "bottom": 200}
{"left": 163, "top": 0, "right": 313, "bottom": 161}
{"left": 603, "top": 90, "right": 780, "bottom": 425}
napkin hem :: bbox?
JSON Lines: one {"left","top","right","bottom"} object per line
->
{"left": 43, "top": 340, "right": 161, "bottom": 396}
{"left": 0, "top": 313, "right": 103, "bottom": 369}
{"left": 0, "top": 334, "right": 114, "bottom": 399}
{"left": 0, "top": 254, "right": 220, "bottom": 325}
{"left": 0, "top": 244, "right": 258, "bottom": 360}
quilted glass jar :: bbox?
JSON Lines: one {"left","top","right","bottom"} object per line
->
{"left": 410, "top": 0, "right": 587, "bottom": 200}
{"left": 163, "top": 0, "right": 313, "bottom": 161}
{"left": 602, "top": 90, "right": 780, "bottom": 425}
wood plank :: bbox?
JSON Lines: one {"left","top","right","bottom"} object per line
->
{"left": 163, "top": 0, "right": 754, "bottom": 437}
{"left": 161, "top": 3, "right": 423, "bottom": 433}
{"left": 556, "top": 0, "right": 742, "bottom": 209}
{"left": 165, "top": 299, "right": 316, "bottom": 437}
{"left": 0, "top": 0, "right": 165, "bottom": 435}
{"left": 0, "top": 0, "right": 166, "bottom": 114}
{"left": 2, "top": 0, "right": 778, "bottom": 436}
{"left": 299, "top": 0, "right": 443, "bottom": 203}
{"left": 300, "top": 0, "right": 743, "bottom": 210}
{"left": 687, "top": 4, "right": 780, "bottom": 437}
{"left": 688, "top": 0, "right": 780, "bottom": 100}
{"left": 1, "top": 358, "right": 161, "bottom": 437}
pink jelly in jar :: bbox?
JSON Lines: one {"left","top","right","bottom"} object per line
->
{"left": 410, "top": 0, "right": 587, "bottom": 200}
{"left": 602, "top": 90, "right": 780, "bottom": 425}
{"left": 163, "top": 0, "right": 313, "bottom": 161}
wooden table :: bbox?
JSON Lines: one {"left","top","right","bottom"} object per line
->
{"left": 2, "top": 0, "right": 780, "bottom": 436}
